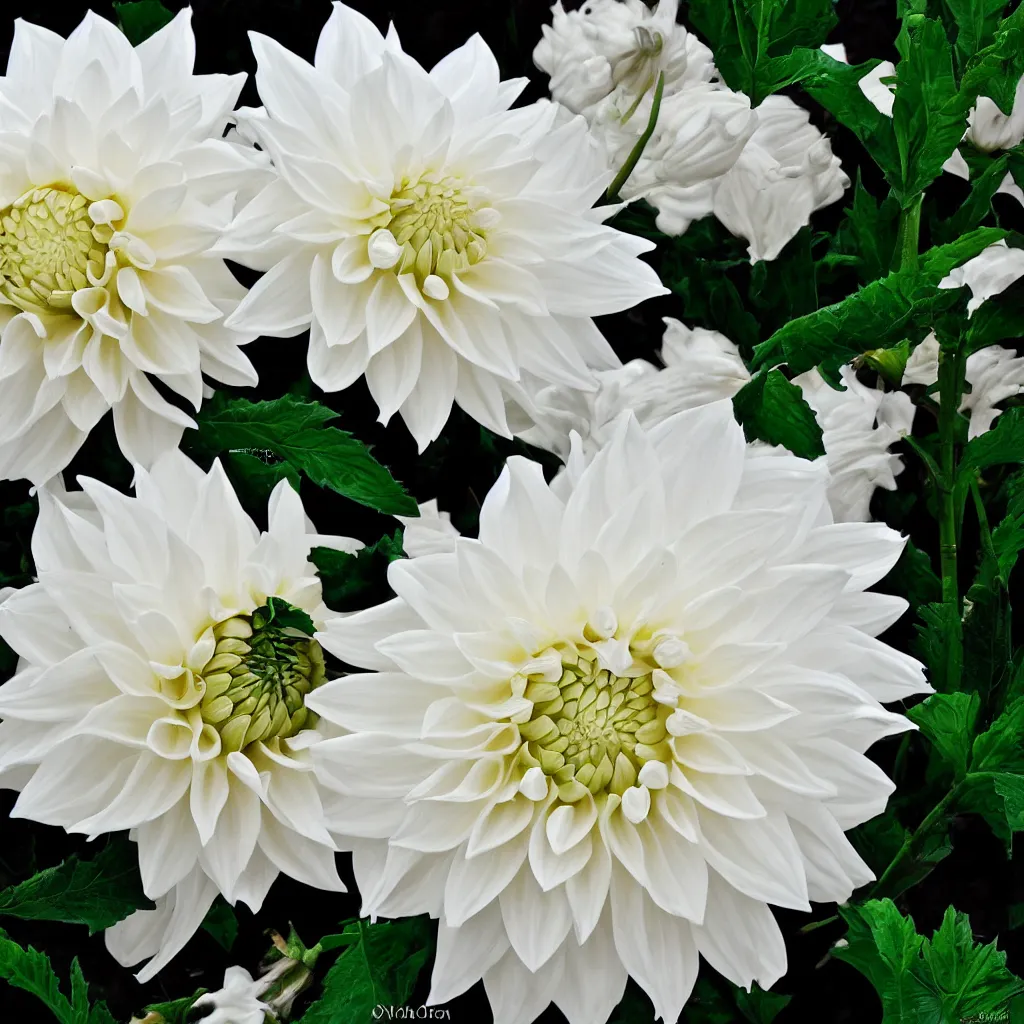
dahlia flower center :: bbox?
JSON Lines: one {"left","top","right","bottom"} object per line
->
{"left": 519, "top": 647, "right": 671, "bottom": 803}
{"left": 0, "top": 186, "right": 113, "bottom": 316}
{"left": 197, "top": 610, "right": 325, "bottom": 754}
{"left": 367, "top": 173, "right": 497, "bottom": 299}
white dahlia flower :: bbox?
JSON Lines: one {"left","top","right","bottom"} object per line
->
{"left": 713, "top": 96, "right": 849, "bottom": 263}
{"left": 222, "top": 3, "right": 666, "bottom": 452}
{"left": 600, "top": 84, "right": 756, "bottom": 236}
{"left": 903, "top": 333, "right": 1024, "bottom": 440}
{"left": 0, "top": 10, "right": 263, "bottom": 484}
{"left": 0, "top": 452, "right": 360, "bottom": 980}
{"left": 792, "top": 366, "right": 914, "bottom": 523}
{"left": 533, "top": 0, "right": 713, "bottom": 120}
{"left": 510, "top": 318, "right": 748, "bottom": 459}
{"left": 310, "top": 404, "right": 929, "bottom": 1024}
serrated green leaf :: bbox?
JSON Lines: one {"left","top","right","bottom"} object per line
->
{"left": 945, "top": 0, "right": 1008, "bottom": 61}
{"left": 922, "top": 905, "right": 1024, "bottom": 1019}
{"left": 990, "top": 773, "right": 1024, "bottom": 830}
{"left": 915, "top": 601, "right": 962, "bottom": 692}
{"left": 892, "top": 17, "right": 970, "bottom": 201}
{"left": 936, "top": 152, "right": 1011, "bottom": 244}
{"left": 732, "top": 369, "right": 826, "bottom": 459}
{"left": 688, "top": 0, "right": 838, "bottom": 101}
{"left": 962, "top": 408, "right": 1024, "bottom": 471}
{"left": 959, "top": 3, "right": 1024, "bottom": 114}
{"left": 113, "top": 1, "right": 174, "bottom": 45}
{"left": 0, "top": 929, "right": 85, "bottom": 1024}
{"left": 836, "top": 900, "right": 1024, "bottom": 1023}
{"left": 878, "top": 539, "right": 943, "bottom": 608}
{"left": 908, "top": 691, "right": 980, "bottom": 776}
{"left": 188, "top": 394, "right": 416, "bottom": 515}
{"left": 971, "top": 695, "right": 1024, "bottom": 773}
{"left": 752, "top": 227, "right": 1006, "bottom": 376}
{"left": 295, "top": 918, "right": 432, "bottom": 1024}
{"left": 0, "top": 838, "right": 150, "bottom": 934}
{"left": 830, "top": 177, "right": 903, "bottom": 285}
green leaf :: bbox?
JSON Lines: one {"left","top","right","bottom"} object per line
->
{"left": 295, "top": 918, "right": 432, "bottom": 1024}
{"left": 137, "top": 991, "right": 207, "bottom": 1024}
{"left": 188, "top": 394, "right": 416, "bottom": 516}
{"left": 922, "top": 905, "right": 1024, "bottom": 1020}
{"left": 935, "top": 152, "right": 1012, "bottom": 244}
{"left": 945, "top": 0, "right": 1009, "bottom": 61}
{"left": 113, "top": 1, "right": 174, "bottom": 45}
{"left": 0, "top": 930, "right": 108, "bottom": 1024}
{"left": 834, "top": 900, "right": 928, "bottom": 1021}
{"left": 732, "top": 369, "right": 826, "bottom": 459}
{"left": 688, "top": 0, "right": 838, "bottom": 101}
{"left": 990, "top": 773, "right": 1024, "bottom": 830}
{"left": 222, "top": 451, "right": 301, "bottom": 507}
{"left": 752, "top": 227, "right": 1006, "bottom": 376}
{"left": 311, "top": 533, "right": 405, "bottom": 613}
{"left": 0, "top": 838, "right": 150, "bottom": 935}
{"left": 907, "top": 691, "right": 980, "bottom": 776}
{"left": 878, "top": 539, "right": 942, "bottom": 608}
{"left": 259, "top": 596, "right": 317, "bottom": 637}
{"left": 959, "top": 3, "right": 1024, "bottom": 115}
{"left": 829, "top": 177, "right": 903, "bottom": 286}
{"left": 835, "top": 900, "right": 1024, "bottom": 1023}
{"left": 915, "top": 601, "right": 962, "bottom": 692}
{"left": 971, "top": 696, "right": 1024, "bottom": 773}
{"left": 962, "top": 408, "right": 1024, "bottom": 471}
{"left": 201, "top": 897, "right": 238, "bottom": 952}
{"left": 892, "top": 17, "right": 970, "bottom": 202}
{"left": 734, "top": 982, "right": 792, "bottom": 1023}
{"left": 989, "top": 471, "right": 1024, "bottom": 584}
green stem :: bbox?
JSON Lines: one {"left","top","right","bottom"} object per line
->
{"left": 894, "top": 194, "right": 923, "bottom": 272}
{"left": 937, "top": 343, "right": 964, "bottom": 691}
{"left": 870, "top": 782, "right": 962, "bottom": 900}
{"left": 605, "top": 73, "right": 665, "bottom": 203}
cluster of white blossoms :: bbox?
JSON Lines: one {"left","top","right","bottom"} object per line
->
{"left": 534, "top": 0, "right": 849, "bottom": 258}
{"left": 309, "top": 405, "right": 930, "bottom": 1024}
{"left": 511, "top": 318, "right": 915, "bottom": 524}
{"left": 0, "top": 10, "right": 263, "bottom": 484}
{"left": 0, "top": 6, "right": 1013, "bottom": 1024}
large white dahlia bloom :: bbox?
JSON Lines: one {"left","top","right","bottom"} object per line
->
{"left": 222, "top": 3, "right": 666, "bottom": 452}
{"left": 310, "top": 404, "right": 929, "bottom": 1024}
{"left": 0, "top": 452, "right": 359, "bottom": 980}
{"left": 0, "top": 10, "right": 263, "bottom": 484}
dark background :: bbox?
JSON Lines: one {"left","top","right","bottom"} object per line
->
{"left": 0, "top": 2, "right": 1021, "bottom": 1022}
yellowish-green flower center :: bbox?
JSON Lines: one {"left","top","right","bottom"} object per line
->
{"left": 198, "top": 610, "right": 325, "bottom": 754}
{"left": 0, "top": 186, "right": 111, "bottom": 316}
{"left": 518, "top": 648, "right": 670, "bottom": 804}
{"left": 368, "top": 173, "right": 497, "bottom": 298}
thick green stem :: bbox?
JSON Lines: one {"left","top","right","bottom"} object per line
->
{"left": 605, "top": 73, "right": 665, "bottom": 203}
{"left": 937, "top": 344, "right": 964, "bottom": 691}
{"left": 870, "top": 783, "right": 961, "bottom": 900}
{"left": 894, "top": 194, "right": 923, "bottom": 271}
